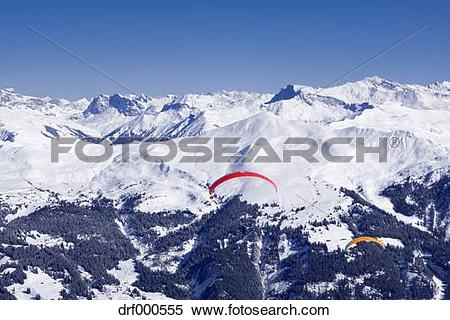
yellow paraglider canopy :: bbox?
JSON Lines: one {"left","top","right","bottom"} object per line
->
{"left": 345, "top": 236, "right": 385, "bottom": 250}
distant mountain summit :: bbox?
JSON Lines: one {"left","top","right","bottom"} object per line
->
{"left": 82, "top": 94, "right": 151, "bottom": 117}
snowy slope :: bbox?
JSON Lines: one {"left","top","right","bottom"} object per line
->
{"left": 1, "top": 79, "right": 450, "bottom": 226}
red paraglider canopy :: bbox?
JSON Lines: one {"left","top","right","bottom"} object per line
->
{"left": 209, "top": 171, "right": 278, "bottom": 195}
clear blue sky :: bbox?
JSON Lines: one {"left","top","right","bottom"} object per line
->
{"left": 1, "top": 0, "right": 449, "bottom": 99}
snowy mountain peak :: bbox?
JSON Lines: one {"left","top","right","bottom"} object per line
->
{"left": 0, "top": 88, "right": 82, "bottom": 115}
{"left": 360, "top": 76, "right": 400, "bottom": 86}
{"left": 441, "top": 81, "right": 450, "bottom": 89}
{"left": 428, "top": 81, "right": 450, "bottom": 91}
{"left": 82, "top": 94, "right": 152, "bottom": 117}
{"left": 267, "top": 85, "right": 299, "bottom": 103}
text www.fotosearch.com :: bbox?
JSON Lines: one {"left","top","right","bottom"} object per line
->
{"left": 118, "top": 302, "right": 330, "bottom": 317}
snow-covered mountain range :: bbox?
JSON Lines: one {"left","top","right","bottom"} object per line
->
{"left": 1, "top": 77, "right": 449, "bottom": 300}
